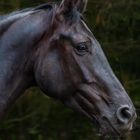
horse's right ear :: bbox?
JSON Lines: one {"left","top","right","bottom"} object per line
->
{"left": 57, "top": 0, "right": 88, "bottom": 14}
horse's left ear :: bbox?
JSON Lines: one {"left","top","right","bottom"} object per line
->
{"left": 58, "top": 0, "right": 88, "bottom": 14}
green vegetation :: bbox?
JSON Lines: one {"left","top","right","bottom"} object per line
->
{"left": 0, "top": 0, "right": 140, "bottom": 139}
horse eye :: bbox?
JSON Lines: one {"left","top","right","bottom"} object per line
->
{"left": 74, "top": 42, "right": 89, "bottom": 55}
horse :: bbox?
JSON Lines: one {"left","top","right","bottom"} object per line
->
{"left": 0, "top": 0, "right": 137, "bottom": 136}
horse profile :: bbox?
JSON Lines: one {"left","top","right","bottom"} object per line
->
{"left": 0, "top": 0, "right": 136, "bottom": 136}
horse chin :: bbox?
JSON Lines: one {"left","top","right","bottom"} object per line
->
{"left": 98, "top": 118, "right": 135, "bottom": 137}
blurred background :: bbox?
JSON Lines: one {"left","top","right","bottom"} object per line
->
{"left": 0, "top": 0, "right": 140, "bottom": 139}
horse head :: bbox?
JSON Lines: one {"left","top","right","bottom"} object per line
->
{"left": 34, "top": 0, "right": 137, "bottom": 136}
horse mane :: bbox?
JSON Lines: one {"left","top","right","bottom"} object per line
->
{"left": 0, "top": 3, "right": 55, "bottom": 36}
{"left": 0, "top": 2, "right": 81, "bottom": 36}
{"left": 0, "top": 3, "right": 54, "bottom": 24}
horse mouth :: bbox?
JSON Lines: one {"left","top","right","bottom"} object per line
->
{"left": 65, "top": 84, "right": 136, "bottom": 136}
{"left": 72, "top": 92, "right": 121, "bottom": 136}
{"left": 72, "top": 93, "right": 135, "bottom": 136}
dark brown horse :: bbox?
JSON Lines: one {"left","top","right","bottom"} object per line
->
{"left": 0, "top": 0, "right": 137, "bottom": 136}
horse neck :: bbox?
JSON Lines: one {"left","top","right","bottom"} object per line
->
{"left": 0, "top": 18, "right": 38, "bottom": 119}
{"left": 0, "top": 41, "right": 36, "bottom": 118}
{"left": 0, "top": 10, "right": 35, "bottom": 36}
{"left": 0, "top": 8, "right": 53, "bottom": 118}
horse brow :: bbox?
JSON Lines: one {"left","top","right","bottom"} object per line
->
{"left": 59, "top": 34, "right": 75, "bottom": 45}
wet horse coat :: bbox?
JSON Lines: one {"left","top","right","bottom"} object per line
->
{"left": 0, "top": 0, "right": 136, "bottom": 136}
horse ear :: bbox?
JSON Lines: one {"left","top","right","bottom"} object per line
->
{"left": 76, "top": 0, "right": 88, "bottom": 13}
{"left": 58, "top": 0, "right": 88, "bottom": 14}
{"left": 58, "top": 0, "right": 77, "bottom": 14}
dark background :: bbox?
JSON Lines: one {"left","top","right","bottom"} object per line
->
{"left": 0, "top": 0, "right": 140, "bottom": 139}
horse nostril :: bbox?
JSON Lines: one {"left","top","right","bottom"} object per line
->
{"left": 116, "top": 105, "right": 132, "bottom": 124}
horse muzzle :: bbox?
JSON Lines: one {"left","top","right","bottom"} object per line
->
{"left": 99, "top": 106, "right": 137, "bottom": 136}
{"left": 65, "top": 83, "right": 137, "bottom": 136}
